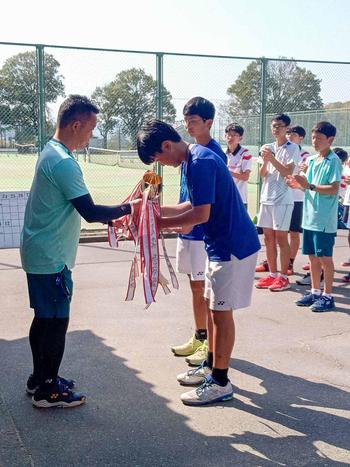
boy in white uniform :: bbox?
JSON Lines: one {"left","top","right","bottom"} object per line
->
{"left": 286, "top": 125, "right": 310, "bottom": 275}
{"left": 225, "top": 123, "right": 252, "bottom": 209}
{"left": 256, "top": 114, "right": 300, "bottom": 292}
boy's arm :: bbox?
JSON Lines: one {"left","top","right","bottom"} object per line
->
{"left": 161, "top": 201, "right": 192, "bottom": 217}
{"left": 159, "top": 204, "right": 210, "bottom": 230}
{"left": 230, "top": 169, "right": 251, "bottom": 181}
{"left": 291, "top": 175, "right": 340, "bottom": 195}
{"left": 259, "top": 160, "right": 269, "bottom": 177}
{"left": 268, "top": 157, "right": 295, "bottom": 177}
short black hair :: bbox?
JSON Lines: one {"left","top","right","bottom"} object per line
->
{"left": 333, "top": 147, "right": 348, "bottom": 163}
{"left": 271, "top": 114, "right": 291, "bottom": 126}
{"left": 137, "top": 119, "right": 181, "bottom": 165}
{"left": 312, "top": 121, "right": 336, "bottom": 138}
{"left": 183, "top": 96, "right": 215, "bottom": 120}
{"left": 225, "top": 123, "right": 244, "bottom": 136}
{"left": 57, "top": 95, "right": 99, "bottom": 128}
{"left": 287, "top": 125, "right": 306, "bottom": 138}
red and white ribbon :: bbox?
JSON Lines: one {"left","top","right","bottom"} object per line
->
{"left": 109, "top": 175, "right": 178, "bottom": 308}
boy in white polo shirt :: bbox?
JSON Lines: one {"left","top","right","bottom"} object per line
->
{"left": 256, "top": 114, "right": 300, "bottom": 292}
{"left": 286, "top": 125, "right": 310, "bottom": 274}
{"left": 225, "top": 123, "right": 252, "bottom": 209}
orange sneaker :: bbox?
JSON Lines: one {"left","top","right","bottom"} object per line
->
{"left": 256, "top": 260, "right": 269, "bottom": 273}
{"left": 255, "top": 275, "right": 276, "bottom": 289}
{"left": 269, "top": 276, "right": 291, "bottom": 292}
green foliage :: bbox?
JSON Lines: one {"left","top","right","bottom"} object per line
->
{"left": 0, "top": 51, "right": 64, "bottom": 143}
{"left": 92, "top": 68, "right": 176, "bottom": 148}
{"left": 223, "top": 59, "right": 323, "bottom": 118}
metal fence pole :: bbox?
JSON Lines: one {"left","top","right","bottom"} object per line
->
{"left": 257, "top": 57, "right": 268, "bottom": 213}
{"left": 36, "top": 45, "right": 46, "bottom": 153}
{"left": 156, "top": 53, "right": 164, "bottom": 201}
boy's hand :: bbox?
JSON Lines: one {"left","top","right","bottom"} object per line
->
{"left": 344, "top": 175, "right": 350, "bottom": 185}
{"left": 261, "top": 146, "right": 275, "bottom": 163}
{"left": 285, "top": 174, "right": 307, "bottom": 190}
{"left": 299, "top": 162, "right": 308, "bottom": 174}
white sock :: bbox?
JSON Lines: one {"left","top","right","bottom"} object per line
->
{"left": 322, "top": 293, "right": 332, "bottom": 299}
{"left": 270, "top": 273, "right": 278, "bottom": 278}
{"left": 280, "top": 273, "right": 288, "bottom": 280}
{"left": 311, "top": 288, "right": 321, "bottom": 295}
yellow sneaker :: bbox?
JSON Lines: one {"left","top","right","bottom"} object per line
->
{"left": 171, "top": 334, "right": 203, "bottom": 357}
{"left": 185, "top": 340, "right": 208, "bottom": 366}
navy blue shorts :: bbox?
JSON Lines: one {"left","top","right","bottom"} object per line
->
{"left": 290, "top": 202, "right": 303, "bottom": 233}
{"left": 26, "top": 266, "right": 73, "bottom": 318}
{"left": 302, "top": 229, "right": 336, "bottom": 257}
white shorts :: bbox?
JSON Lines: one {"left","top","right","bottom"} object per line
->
{"left": 176, "top": 237, "right": 207, "bottom": 281}
{"left": 204, "top": 252, "right": 258, "bottom": 311}
{"left": 258, "top": 204, "right": 294, "bottom": 231}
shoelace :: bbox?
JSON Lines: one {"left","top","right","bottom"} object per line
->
{"left": 196, "top": 376, "right": 214, "bottom": 395}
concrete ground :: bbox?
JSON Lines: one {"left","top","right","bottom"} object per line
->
{"left": 0, "top": 233, "right": 350, "bottom": 467}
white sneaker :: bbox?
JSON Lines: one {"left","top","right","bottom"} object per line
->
{"left": 296, "top": 272, "right": 324, "bottom": 289}
{"left": 177, "top": 364, "right": 211, "bottom": 386}
{"left": 180, "top": 376, "right": 234, "bottom": 406}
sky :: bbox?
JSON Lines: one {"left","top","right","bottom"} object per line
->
{"left": 2, "top": 0, "right": 350, "bottom": 61}
{"left": 1, "top": 0, "right": 350, "bottom": 119}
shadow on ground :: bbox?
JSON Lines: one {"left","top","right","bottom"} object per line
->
{"left": 0, "top": 332, "right": 349, "bottom": 466}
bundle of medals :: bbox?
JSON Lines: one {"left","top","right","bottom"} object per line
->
{"left": 108, "top": 171, "right": 179, "bottom": 308}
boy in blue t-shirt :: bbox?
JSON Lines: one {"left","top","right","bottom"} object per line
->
{"left": 172, "top": 97, "right": 227, "bottom": 367}
{"left": 137, "top": 120, "right": 260, "bottom": 406}
{"left": 286, "top": 122, "right": 341, "bottom": 312}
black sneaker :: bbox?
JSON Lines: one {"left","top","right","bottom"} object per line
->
{"left": 26, "top": 374, "right": 75, "bottom": 395}
{"left": 32, "top": 380, "right": 85, "bottom": 408}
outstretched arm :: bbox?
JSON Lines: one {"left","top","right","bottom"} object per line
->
{"left": 70, "top": 193, "right": 133, "bottom": 223}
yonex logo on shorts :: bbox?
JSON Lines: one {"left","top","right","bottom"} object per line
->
{"left": 217, "top": 301, "right": 225, "bottom": 306}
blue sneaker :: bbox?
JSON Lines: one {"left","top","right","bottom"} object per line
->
{"left": 295, "top": 293, "right": 320, "bottom": 307}
{"left": 310, "top": 295, "right": 335, "bottom": 312}
{"left": 26, "top": 374, "right": 75, "bottom": 395}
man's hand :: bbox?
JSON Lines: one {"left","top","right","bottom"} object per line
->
{"left": 130, "top": 198, "right": 142, "bottom": 217}
{"left": 344, "top": 175, "right": 350, "bottom": 185}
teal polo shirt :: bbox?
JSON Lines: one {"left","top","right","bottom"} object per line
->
{"left": 302, "top": 151, "right": 342, "bottom": 233}
{"left": 20, "top": 139, "right": 89, "bottom": 273}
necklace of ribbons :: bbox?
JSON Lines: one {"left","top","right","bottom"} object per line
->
{"left": 108, "top": 171, "right": 179, "bottom": 308}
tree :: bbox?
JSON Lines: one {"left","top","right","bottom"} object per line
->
{"left": 0, "top": 51, "right": 65, "bottom": 144}
{"left": 91, "top": 83, "right": 119, "bottom": 148}
{"left": 222, "top": 59, "right": 323, "bottom": 119}
{"left": 92, "top": 68, "right": 176, "bottom": 148}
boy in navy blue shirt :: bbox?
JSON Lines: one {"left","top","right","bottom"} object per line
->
{"left": 172, "top": 97, "right": 227, "bottom": 367}
{"left": 137, "top": 120, "right": 260, "bottom": 406}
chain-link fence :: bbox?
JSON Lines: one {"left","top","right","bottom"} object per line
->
{"left": 1, "top": 42, "right": 350, "bottom": 234}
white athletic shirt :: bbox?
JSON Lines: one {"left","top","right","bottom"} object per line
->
{"left": 292, "top": 148, "right": 311, "bottom": 202}
{"left": 260, "top": 140, "right": 300, "bottom": 205}
{"left": 342, "top": 165, "right": 350, "bottom": 205}
{"left": 227, "top": 145, "right": 253, "bottom": 203}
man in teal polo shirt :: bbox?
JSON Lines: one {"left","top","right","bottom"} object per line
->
{"left": 21, "top": 95, "right": 139, "bottom": 408}
{"left": 286, "top": 121, "right": 341, "bottom": 312}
